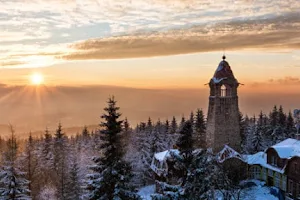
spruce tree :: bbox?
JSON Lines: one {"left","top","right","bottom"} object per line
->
{"left": 170, "top": 116, "right": 178, "bottom": 134}
{"left": 124, "top": 118, "right": 130, "bottom": 133}
{"left": 66, "top": 148, "right": 81, "bottom": 200}
{"left": 176, "top": 120, "right": 194, "bottom": 172}
{"left": 252, "top": 125, "right": 265, "bottom": 153}
{"left": 53, "top": 123, "right": 68, "bottom": 200}
{"left": 286, "top": 111, "right": 296, "bottom": 138}
{"left": 82, "top": 126, "right": 90, "bottom": 138}
{"left": 270, "top": 105, "right": 279, "bottom": 127}
{"left": 0, "top": 126, "right": 31, "bottom": 199}
{"left": 22, "top": 134, "right": 38, "bottom": 198}
{"left": 147, "top": 117, "right": 153, "bottom": 129}
{"left": 165, "top": 119, "right": 170, "bottom": 134}
{"left": 258, "top": 111, "right": 264, "bottom": 126}
{"left": 122, "top": 118, "right": 132, "bottom": 150}
{"left": 278, "top": 105, "right": 287, "bottom": 127}
{"left": 80, "top": 126, "right": 90, "bottom": 148}
{"left": 37, "top": 127, "right": 55, "bottom": 194}
{"left": 42, "top": 128, "right": 53, "bottom": 161}
{"left": 189, "top": 111, "right": 194, "bottom": 127}
{"left": 195, "top": 109, "right": 206, "bottom": 148}
{"left": 86, "top": 97, "right": 140, "bottom": 200}
{"left": 180, "top": 115, "right": 186, "bottom": 128}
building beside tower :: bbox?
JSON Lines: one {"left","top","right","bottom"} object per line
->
{"left": 205, "top": 56, "right": 241, "bottom": 152}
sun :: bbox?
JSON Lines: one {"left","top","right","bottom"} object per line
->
{"left": 30, "top": 73, "right": 44, "bottom": 85}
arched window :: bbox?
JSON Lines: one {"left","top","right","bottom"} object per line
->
{"left": 221, "top": 85, "right": 227, "bottom": 97}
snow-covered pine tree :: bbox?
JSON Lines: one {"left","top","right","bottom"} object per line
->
{"left": 121, "top": 118, "right": 132, "bottom": 152}
{"left": 278, "top": 105, "right": 287, "bottom": 127}
{"left": 182, "top": 149, "right": 221, "bottom": 200}
{"left": 82, "top": 126, "right": 89, "bottom": 138}
{"left": 242, "top": 120, "right": 254, "bottom": 154}
{"left": 153, "top": 121, "right": 195, "bottom": 199}
{"left": 41, "top": 127, "right": 53, "bottom": 166}
{"left": 170, "top": 116, "right": 178, "bottom": 134}
{"left": 152, "top": 148, "right": 222, "bottom": 200}
{"left": 124, "top": 118, "right": 130, "bottom": 132}
{"left": 81, "top": 126, "right": 90, "bottom": 146}
{"left": 286, "top": 111, "right": 297, "bottom": 138}
{"left": 269, "top": 105, "right": 279, "bottom": 127}
{"left": 195, "top": 109, "right": 206, "bottom": 148}
{"left": 189, "top": 111, "right": 194, "bottom": 128}
{"left": 53, "top": 123, "right": 69, "bottom": 200}
{"left": 65, "top": 146, "right": 81, "bottom": 200}
{"left": 0, "top": 126, "right": 31, "bottom": 200}
{"left": 126, "top": 129, "right": 150, "bottom": 187}
{"left": 36, "top": 127, "right": 56, "bottom": 192}
{"left": 162, "top": 119, "right": 177, "bottom": 149}
{"left": 266, "top": 106, "right": 286, "bottom": 144}
{"left": 86, "top": 96, "right": 140, "bottom": 200}
{"left": 21, "top": 134, "right": 38, "bottom": 199}
{"left": 176, "top": 120, "right": 194, "bottom": 159}
{"left": 252, "top": 123, "right": 265, "bottom": 153}
{"left": 147, "top": 117, "right": 153, "bottom": 129}
{"left": 180, "top": 116, "right": 186, "bottom": 128}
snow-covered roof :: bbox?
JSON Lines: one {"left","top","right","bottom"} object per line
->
{"left": 245, "top": 152, "right": 265, "bottom": 165}
{"left": 217, "top": 145, "right": 245, "bottom": 163}
{"left": 151, "top": 149, "right": 180, "bottom": 177}
{"left": 270, "top": 138, "right": 300, "bottom": 159}
{"left": 245, "top": 152, "right": 285, "bottom": 173}
{"left": 213, "top": 59, "right": 235, "bottom": 80}
{"left": 154, "top": 150, "right": 169, "bottom": 162}
{"left": 212, "top": 77, "right": 227, "bottom": 84}
{"left": 154, "top": 149, "right": 179, "bottom": 162}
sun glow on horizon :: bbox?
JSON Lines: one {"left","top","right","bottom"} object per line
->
{"left": 30, "top": 73, "right": 44, "bottom": 85}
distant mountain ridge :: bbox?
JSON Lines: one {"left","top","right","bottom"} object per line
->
{"left": 0, "top": 124, "right": 99, "bottom": 139}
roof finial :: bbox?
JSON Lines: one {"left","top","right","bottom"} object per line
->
{"left": 222, "top": 54, "right": 226, "bottom": 60}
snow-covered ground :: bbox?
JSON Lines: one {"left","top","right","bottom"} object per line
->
{"left": 138, "top": 180, "right": 278, "bottom": 200}
{"left": 138, "top": 185, "right": 155, "bottom": 200}
{"left": 239, "top": 180, "right": 278, "bottom": 200}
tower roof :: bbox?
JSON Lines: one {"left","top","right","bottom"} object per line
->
{"left": 213, "top": 56, "right": 235, "bottom": 82}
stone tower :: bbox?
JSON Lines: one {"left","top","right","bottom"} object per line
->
{"left": 206, "top": 56, "right": 241, "bottom": 152}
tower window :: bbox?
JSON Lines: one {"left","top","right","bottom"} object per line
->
{"left": 221, "top": 85, "right": 227, "bottom": 97}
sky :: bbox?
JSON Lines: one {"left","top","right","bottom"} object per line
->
{"left": 0, "top": 0, "right": 300, "bottom": 134}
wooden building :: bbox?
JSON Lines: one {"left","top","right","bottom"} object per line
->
{"left": 151, "top": 139, "right": 300, "bottom": 199}
{"left": 246, "top": 138, "right": 300, "bottom": 200}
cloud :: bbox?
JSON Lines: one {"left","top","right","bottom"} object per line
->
{"left": 2, "top": 0, "right": 300, "bottom": 67}
{"left": 0, "top": 60, "right": 28, "bottom": 67}
{"left": 0, "top": 44, "right": 66, "bottom": 68}
{"left": 268, "top": 77, "right": 300, "bottom": 85}
{"left": 58, "top": 13, "right": 300, "bottom": 60}
{"left": 250, "top": 76, "right": 300, "bottom": 88}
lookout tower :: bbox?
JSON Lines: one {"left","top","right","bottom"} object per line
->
{"left": 206, "top": 56, "right": 241, "bottom": 152}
